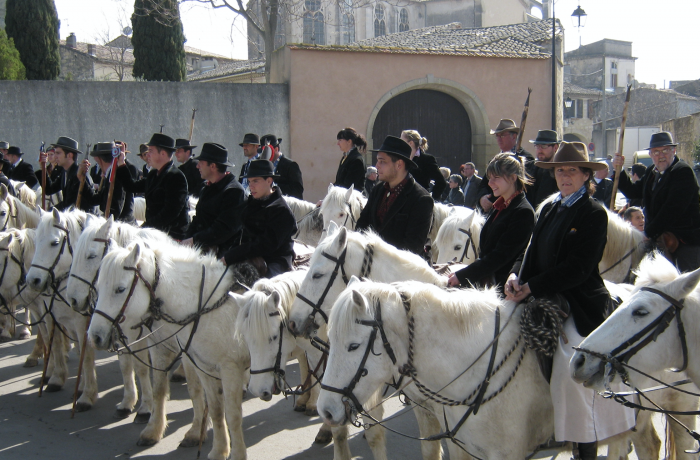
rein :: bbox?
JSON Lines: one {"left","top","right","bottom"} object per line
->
{"left": 457, "top": 227, "right": 478, "bottom": 263}
{"left": 599, "top": 241, "right": 645, "bottom": 282}
{"left": 68, "top": 237, "right": 111, "bottom": 313}
{"left": 30, "top": 224, "right": 74, "bottom": 289}
{"left": 248, "top": 314, "right": 287, "bottom": 393}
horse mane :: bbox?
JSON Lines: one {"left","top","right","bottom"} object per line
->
{"left": 284, "top": 196, "right": 316, "bottom": 222}
{"left": 133, "top": 197, "right": 146, "bottom": 222}
{"left": 431, "top": 203, "right": 453, "bottom": 236}
{"left": 5, "top": 194, "right": 40, "bottom": 229}
{"left": 296, "top": 206, "right": 324, "bottom": 235}
{"left": 39, "top": 208, "right": 87, "bottom": 237}
{"left": 601, "top": 208, "right": 645, "bottom": 270}
{"left": 633, "top": 251, "right": 681, "bottom": 287}
{"left": 320, "top": 185, "right": 365, "bottom": 222}
{"left": 8, "top": 228, "right": 36, "bottom": 268}
{"left": 9, "top": 181, "right": 37, "bottom": 209}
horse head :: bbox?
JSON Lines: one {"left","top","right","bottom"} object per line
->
{"left": 434, "top": 210, "right": 482, "bottom": 265}
{"left": 320, "top": 184, "right": 364, "bottom": 231}
{"left": 571, "top": 253, "right": 700, "bottom": 390}
{"left": 67, "top": 215, "right": 112, "bottom": 314}
{"left": 0, "top": 184, "right": 13, "bottom": 232}
{"left": 0, "top": 231, "right": 26, "bottom": 300}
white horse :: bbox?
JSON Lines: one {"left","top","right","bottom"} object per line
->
{"left": 318, "top": 278, "right": 553, "bottom": 459}
{"left": 133, "top": 196, "right": 146, "bottom": 223}
{"left": 285, "top": 196, "right": 324, "bottom": 246}
{"left": 91, "top": 240, "right": 253, "bottom": 460}
{"left": 9, "top": 180, "right": 38, "bottom": 209}
{"left": 319, "top": 184, "right": 366, "bottom": 231}
{"left": 429, "top": 203, "right": 472, "bottom": 256}
{"left": 572, "top": 253, "right": 700, "bottom": 458}
{"left": 433, "top": 210, "right": 486, "bottom": 265}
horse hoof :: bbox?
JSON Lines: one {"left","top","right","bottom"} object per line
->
{"left": 18, "top": 330, "right": 31, "bottom": 340}
{"left": 23, "top": 358, "right": 39, "bottom": 368}
{"left": 133, "top": 412, "right": 150, "bottom": 424}
{"left": 314, "top": 430, "right": 333, "bottom": 444}
{"left": 114, "top": 408, "right": 133, "bottom": 419}
{"left": 137, "top": 437, "right": 159, "bottom": 447}
{"left": 0, "top": 335, "right": 11, "bottom": 343}
{"left": 45, "top": 384, "right": 62, "bottom": 393}
{"left": 293, "top": 404, "right": 306, "bottom": 412}
{"left": 71, "top": 391, "right": 83, "bottom": 400}
{"left": 75, "top": 402, "right": 92, "bottom": 412}
{"left": 170, "top": 373, "right": 186, "bottom": 383}
{"left": 179, "top": 437, "right": 200, "bottom": 448}
{"left": 305, "top": 407, "right": 318, "bottom": 417}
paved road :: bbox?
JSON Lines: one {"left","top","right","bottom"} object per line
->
{"left": 0, "top": 334, "right": 663, "bottom": 459}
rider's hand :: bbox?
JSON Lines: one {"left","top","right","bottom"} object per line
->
{"left": 612, "top": 153, "right": 625, "bottom": 169}
{"left": 480, "top": 194, "right": 493, "bottom": 212}
{"left": 77, "top": 159, "right": 90, "bottom": 180}
{"left": 447, "top": 273, "right": 460, "bottom": 287}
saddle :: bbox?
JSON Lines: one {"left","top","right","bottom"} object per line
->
{"left": 520, "top": 294, "right": 570, "bottom": 383}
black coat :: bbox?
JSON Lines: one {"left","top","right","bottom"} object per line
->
{"left": 444, "top": 187, "right": 465, "bottom": 206}
{"left": 334, "top": 148, "right": 365, "bottom": 192}
{"left": 617, "top": 156, "right": 700, "bottom": 244}
{"left": 274, "top": 155, "right": 304, "bottom": 199}
{"left": 0, "top": 173, "right": 14, "bottom": 196}
{"left": 456, "top": 192, "right": 535, "bottom": 288}
{"left": 223, "top": 187, "right": 297, "bottom": 271}
{"left": 356, "top": 175, "right": 434, "bottom": 255}
{"left": 42, "top": 162, "right": 94, "bottom": 211}
{"left": 7, "top": 159, "right": 38, "bottom": 189}
{"left": 187, "top": 173, "right": 245, "bottom": 257}
{"left": 118, "top": 160, "right": 190, "bottom": 239}
{"left": 512, "top": 196, "right": 609, "bottom": 336}
{"left": 410, "top": 149, "right": 446, "bottom": 200}
{"left": 524, "top": 161, "right": 559, "bottom": 209}
{"left": 462, "top": 175, "right": 482, "bottom": 209}
{"left": 179, "top": 158, "right": 204, "bottom": 197}
{"left": 592, "top": 177, "right": 614, "bottom": 208}
{"left": 81, "top": 163, "right": 135, "bottom": 223}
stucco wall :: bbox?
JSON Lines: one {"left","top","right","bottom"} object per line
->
{"left": 662, "top": 112, "right": 700, "bottom": 164}
{"left": 276, "top": 48, "right": 556, "bottom": 201}
{"left": 0, "top": 81, "right": 289, "bottom": 173}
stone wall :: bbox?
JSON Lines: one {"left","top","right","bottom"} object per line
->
{"left": 59, "top": 48, "right": 95, "bottom": 81}
{"left": 662, "top": 112, "right": 700, "bottom": 164}
{"left": 0, "top": 81, "right": 289, "bottom": 173}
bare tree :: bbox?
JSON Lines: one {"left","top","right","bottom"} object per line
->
{"left": 93, "top": 4, "right": 134, "bottom": 81}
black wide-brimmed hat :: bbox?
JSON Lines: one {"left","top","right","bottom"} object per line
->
{"left": 241, "top": 159, "right": 279, "bottom": 179}
{"left": 649, "top": 131, "right": 677, "bottom": 149}
{"left": 175, "top": 138, "right": 197, "bottom": 150}
{"left": 198, "top": 142, "right": 232, "bottom": 167}
{"left": 529, "top": 129, "right": 561, "bottom": 145}
{"left": 91, "top": 142, "right": 118, "bottom": 160}
{"left": 490, "top": 119, "right": 520, "bottom": 135}
{"left": 239, "top": 133, "right": 260, "bottom": 146}
{"left": 535, "top": 141, "right": 607, "bottom": 171}
{"left": 260, "top": 134, "right": 282, "bottom": 147}
{"left": 51, "top": 136, "right": 82, "bottom": 155}
{"left": 7, "top": 146, "right": 22, "bottom": 156}
{"left": 370, "top": 135, "right": 417, "bottom": 169}
{"left": 137, "top": 143, "right": 148, "bottom": 156}
{"left": 0, "top": 141, "right": 8, "bottom": 150}
{"left": 147, "top": 133, "right": 176, "bottom": 151}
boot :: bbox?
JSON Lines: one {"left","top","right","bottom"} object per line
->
{"left": 576, "top": 441, "right": 598, "bottom": 460}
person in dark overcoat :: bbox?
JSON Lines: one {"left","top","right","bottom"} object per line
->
{"left": 39, "top": 137, "right": 93, "bottom": 211}
{"left": 591, "top": 162, "right": 614, "bottom": 208}
{"left": 505, "top": 142, "right": 634, "bottom": 459}
{"left": 448, "top": 154, "right": 535, "bottom": 289}
{"left": 364, "top": 166, "right": 377, "bottom": 198}
{"left": 614, "top": 131, "right": 700, "bottom": 272}
{"left": 117, "top": 133, "right": 190, "bottom": 239}
{"left": 443, "top": 174, "right": 465, "bottom": 206}
{"left": 356, "top": 136, "right": 434, "bottom": 257}
{"left": 525, "top": 129, "right": 560, "bottom": 208}
{"left": 5, "top": 146, "right": 38, "bottom": 189}
{"left": 182, "top": 143, "right": 245, "bottom": 258}
{"left": 259, "top": 134, "right": 304, "bottom": 200}
{"left": 400, "top": 130, "right": 446, "bottom": 200}
{"left": 238, "top": 133, "right": 260, "bottom": 192}
{"left": 78, "top": 142, "right": 135, "bottom": 223}
{"left": 334, "top": 127, "right": 366, "bottom": 192}
{"left": 175, "top": 138, "right": 204, "bottom": 197}
{"left": 461, "top": 163, "right": 482, "bottom": 209}
{"left": 222, "top": 160, "right": 297, "bottom": 277}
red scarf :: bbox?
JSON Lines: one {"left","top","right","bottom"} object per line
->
{"left": 492, "top": 190, "right": 521, "bottom": 220}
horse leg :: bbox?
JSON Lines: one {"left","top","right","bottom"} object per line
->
{"left": 198, "top": 372, "right": 231, "bottom": 460}
{"left": 132, "top": 349, "right": 153, "bottom": 424}
{"left": 625, "top": 410, "right": 660, "bottom": 460}
{"left": 362, "top": 400, "right": 387, "bottom": 460}
{"left": 0, "top": 307, "right": 13, "bottom": 342}
{"left": 45, "top": 320, "right": 68, "bottom": 392}
{"left": 115, "top": 354, "right": 137, "bottom": 419}
{"left": 664, "top": 388, "right": 699, "bottom": 459}
{"left": 291, "top": 347, "right": 313, "bottom": 413}
{"left": 412, "top": 402, "right": 443, "bottom": 460}
{"left": 170, "top": 361, "right": 187, "bottom": 382}
{"left": 24, "top": 322, "right": 45, "bottom": 368}
{"left": 330, "top": 425, "right": 352, "bottom": 460}
{"left": 137, "top": 348, "right": 175, "bottom": 446}
{"left": 75, "top": 323, "right": 98, "bottom": 411}
{"left": 220, "top": 363, "right": 247, "bottom": 460}
{"left": 180, "top": 359, "right": 208, "bottom": 447}
{"left": 17, "top": 307, "right": 30, "bottom": 339}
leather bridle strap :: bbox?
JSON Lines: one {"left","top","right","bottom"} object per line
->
{"left": 249, "top": 314, "right": 286, "bottom": 377}
{"left": 295, "top": 246, "right": 349, "bottom": 325}
{"left": 457, "top": 228, "right": 477, "bottom": 263}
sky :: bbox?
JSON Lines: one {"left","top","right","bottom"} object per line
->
{"left": 52, "top": 0, "right": 699, "bottom": 88}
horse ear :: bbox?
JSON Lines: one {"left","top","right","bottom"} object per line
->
{"left": 348, "top": 275, "right": 361, "bottom": 286}
{"left": 335, "top": 226, "right": 347, "bottom": 249}
{"left": 344, "top": 186, "right": 353, "bottom": 202}
{"left": 97, "top": 215, "right": 113, "bottom": 239}
{"left": 228, "top": 291, "right": 245, "bottom": 308}
{"left": 351, "top": 289, "right": 366, "bottom": 311}
{"left": 327, "top": 183, "right": 334, "bottom": 194}
{"left": 51, "top": 207, "right": 62, "bottom": 226}
{"left": 0, "top": 232, "right": 13, "bottom": 249}
{"left": 326, "top": 220, "right": 339, "bottom": 236}
{"left": 0, "top": 183, "right": 8, "bottom": 201}
{"left": 268, "top": 291, "right": 281, "bottom": 310}
{"left": 125, "top": 242, "right": 142, "bottom": 266}
{"left": 35, "top": 204, "right": 46, "bottom": 217}
{"left": 667, "top": 267, "right": 700, "bottom": 300}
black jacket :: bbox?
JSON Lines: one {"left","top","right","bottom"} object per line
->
{"left": 617, "top": 157, "right": 700, "bottom": 244}
{"left": 187, "top": 173, "right": 245, "bottom": 257}
{"left": 456, "top": 192, "right": 535, "bottom": 288}
{"left": 524, "top": 161, "right": 559, "bottom": 209}
{"left": 274, "top": 155, "right": 304, "bottom": 199}
{"left": 81, "top": 164, "right": 135, "bottom": 223}
{"left": 334, "top": 148, "right": 365, "bottom": 192}
{"left": 223, "top": 187, "right": 297, "bottom": 271}
{"left": 512, "top": 196, "right": 609, "bottom": 336}
{"left": 42, "top": 162, "right": 94, "bottom": 211}
{"left": 462, "top": 175, "right": 482, "bottom": 209}
{"left": 592, "top": 177, "right": 614, "bottom": 208}
{"left": 410, "top": 149, "right": 446, "bottom": 200}
{"left": 179, "top": 158, "right": 204, "bottom": 197}
{"left": 118, "top": 160, "right": 190, "bottom": 239}
{"left": 7, "top": 159, "right": 38, "bottom": 189}
{"left": 356, "top": 175, "right": 434, "bottom": 255}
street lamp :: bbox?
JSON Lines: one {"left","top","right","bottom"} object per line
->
{"left": 571, "top": 4, "right": 587, "bottom": 28}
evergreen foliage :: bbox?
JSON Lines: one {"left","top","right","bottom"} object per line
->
{"left": 0, "top": 29, "right": 26, "bottom": 80}
{"left": 131, "top": 0, "right": 187, "bottom": 82}
{"left": 5, "top": 0, "right": 60, "bottom": 80}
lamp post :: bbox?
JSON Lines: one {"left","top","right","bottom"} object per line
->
{"left": 571, "top": 3, "right": 587, "bottom": 47}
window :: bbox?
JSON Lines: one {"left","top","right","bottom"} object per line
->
{"left": 610, "top": 61, "right": 618, "bottom": 88}
{"left": 303, "top": 0, "right": 325, "bottom": 45}
{"left": 374, "top": 3, "right": 386, "bottom": 37}
{"left": 564, "top": 99, "right": 584, "bottom": 119}
{"left": 341, "top": 0, "right": 355, "bottom": 44}
{"left": 399, "top": 8, "right": 409, "bottom": 32}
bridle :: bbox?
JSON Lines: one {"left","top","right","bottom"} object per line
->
{"left": 456, "top": 227, "right": 478, "bottom": 263}
{"left": 248, "top": 311, "right": 287, "bottom": 393}
{"left": 320, "top": 297, "right": 397, "bottom": 415}
{"left": 68, "top": 237, "right": 111, "bottom": 313}
{"left": 30, "top": 224, "right": 75, "bottom": 289}
{"left": 342, "top": 201, "right": 358, "bottom": 230}
{"left": 576, "top": 286, "right": 689, "bottom": 382}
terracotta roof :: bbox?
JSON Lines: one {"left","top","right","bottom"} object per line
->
{"left": 61, "top": 41, "right": 135, "bottom": 65}
{"left": 288, "top": 20, "right": 561, "bottom": 59}
{"left": 564, "top": 81, "right": 601, "bottom": 97}
{"left": 188, "top": 59, "right": 265, "bottom": 81}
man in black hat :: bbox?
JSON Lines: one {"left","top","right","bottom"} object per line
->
{"left": 6, "top": 146, "right": 38, "bottom": 189}
{"left": 175, "top": 139, "right": 204, "bottom": 197}
{"left": 259, "top": 134, "right": 304, "bottom": 200}
{"left": 222, "top": 159, "right": 297, "bottom": 277}
{"left": 77, "top": 142, "right": 135, "bottom": 222}
{"left": 592, "top": 162, "right": 614, "bottom": 208}
{"left": 117, "top": 133, "right": 190, "bottom": 239}
{"left": 181, "top": 143, "right": 245, "bottom": 257}
{"left": 38, "top": 137, "right": 92, "bottom": 210}
{"left": 525, "top": 129, "right": 561, "bottom": 208}
{"left": 356, "top": 136, "right": 434, "bottom": 256}
{"left": 238, "top": 133, "right": 260, "bottom": 191}
{"left": 613, "top": 131, "right": 700, "bottom": 272}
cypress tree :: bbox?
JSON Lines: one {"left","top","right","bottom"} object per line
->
{"left": 131, "top": 0, "right": 187, "bottom": 82}
{"left": 0, "top": 29, "right": 26, "bottom": 80}
{"left": 5, "top": 0, "right": 60, "bottom": 80}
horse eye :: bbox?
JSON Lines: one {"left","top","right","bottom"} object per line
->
{"left": 116, "top": 286, "right": 126, "bottom": 294}
{"left": 312, "top": 272, "right": 323, "bottom": 280}
{"left": 454, "top": 245, "right": 462, "bottom": 251}
{"left": 272, "top": 335, "right": 278, "bottom": 341}
{"left": 348, "top": 343, "right": 360, "bottom": 352}
{"left": 87, "top": 254, "right": 97, "bottom": 260}
{"left": 632, "top": 308, "right": 649, "bottom": 317}
{"left": 339, "top": 213, "right": 344, "bottom": 217}
{"left": 51, "top": 240, "right": 60, "bottom": 247}
{"left": 0, "top": 211, "right": 5, "bottom": 216}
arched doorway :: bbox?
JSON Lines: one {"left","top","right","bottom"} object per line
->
{"left": 563, "top": 133, "right": 585, "bottom": 142}
{"left": 371, "top": 89, "right": 472, "bottom": 175}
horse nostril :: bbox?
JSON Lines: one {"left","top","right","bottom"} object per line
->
{"left": 323, "top": 410, "right": 334, "bottom": 422}
{"left": 31, "top": 278, "right": 41, "bottom": 286}
{"left": 289, "top": 320, "right": 296, "bottom": 333}
{"left": 574, "top": 354, "right": 586, "bottom": 370}
{"left": 94, "top": 336, "right": 101, "bottom": 346}
{"left": 260, "top": 391, "right": 272, "bottom": 401}
{"left": 70, "top": 297, "right": 77, "bottom": 307}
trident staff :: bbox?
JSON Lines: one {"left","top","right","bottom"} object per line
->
{"left": 515, "top": 88, "right": 533, "bottom": 153}
{"left": 609, "top": 84, "right": 632, "bottom": 210}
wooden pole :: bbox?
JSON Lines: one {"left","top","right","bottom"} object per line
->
{"left": 515, "top": 88, "right": 533, "bottom": 153}
{"left": 610, "top": 84, "right": 633, "bottom": 210}
{"left": 40, "top": 142, "right": 46, "bottom": 210}
{"left": 188, "top": 108, "right": 197, "bottom": 142}
{"left": 71, "top": 315, "right": 91, "bottom": 418}
{"left": 104, "top": 145, "right": 120, "bottom": 219}
{"left": 38, "top": 320, "right": 56, "bottom": 397}
{"left": 75, "top": 144, "right": 90, "bottom": 210}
